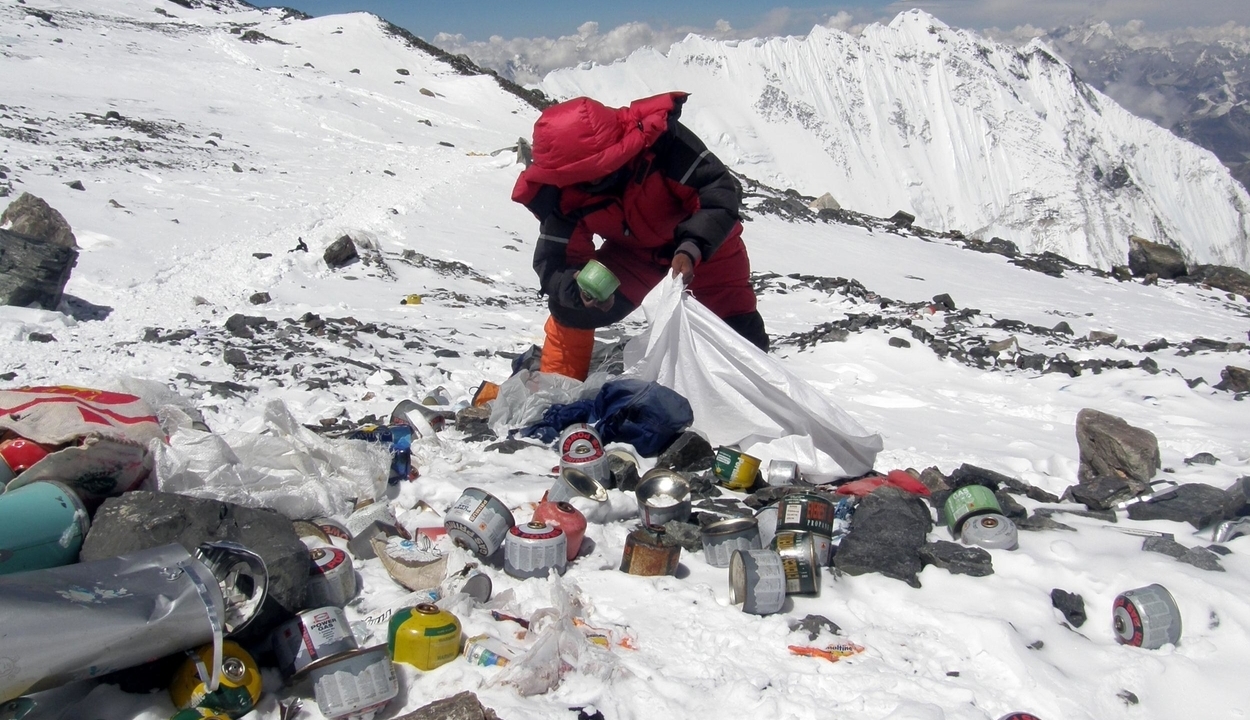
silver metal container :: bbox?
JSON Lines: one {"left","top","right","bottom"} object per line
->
{"left": 273, "top": 606, "right": 359, "bottom": 679}
{"left": 729, "top": 549, "right": 787, "bottom": 615}
{"left": 440, "top": 565, "right": 492, "bottom": 604}
{"left": 310, "top": 645, "right": 398, "bottom": 720}
{"left": 765, "top": 460, "right": 801, "bottom": 486}
{"left": 0, "top": 543, "right": 254, "bottom": 703}
{"left": 771, "top": 531, "right": 821, "bottom": 596}
{"left": 556, "top": 423, "right": 603, "bottom": 458}
{"left": 960, "top": 514, "right": 1018, "bottom": 550}
{"left": 701, "top": 517, "right": 762, "bottom": 568}
{"left": 307, "top": 547, "right": 357, "bottom": 608}
{"left": 444, "top": 488, "right": 515, "bottom": 558}
{"left": 1113, "top": 584, "right": 1182, "bottom": 649}
{"left": 503, "top": 522, "right": 567, "bottom": 579}
{"left": 635, "top": 469, "right": 691, "bottom": 529}
{"left": 547, "top": 466, "right": 608, "bottom": 504}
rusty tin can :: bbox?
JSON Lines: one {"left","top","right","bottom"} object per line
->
{"left": 504, "top": 521, "right": 567, "bottom": 579}
{"left": 309, "top": 645, "right": 398, "bottom": 720}
{"left": 307, "top": 547, "right": 357, "bottom": 608}
{"left": 729, "top": 549, "right": 787, "bottom": 615}
{"left": 772, "top": 531, "right": 821, "bottom": 596}
{"left": 701, "top": 517, "right": 762, "bottom": 568}
{"left": 445, "top": 487, "right": 515, "bottom": 558}
{"left": 272, "top": 606, "right": 358, "bottom": 680}
{"left": 620, "top": 526, "right": 681, "bottom": 576}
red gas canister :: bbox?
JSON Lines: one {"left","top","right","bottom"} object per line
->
{"left": 532, "top": 501, "right": 586, "bottom": 561}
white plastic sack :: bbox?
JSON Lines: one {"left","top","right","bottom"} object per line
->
{"left": 487, "top": 369, "right": 609, "bottom": 438}
{"left": 624, "top": 275, "right": 883, "bottom": 482}
{"left": 154, "top": 399, "right": 388, "bottom": 519}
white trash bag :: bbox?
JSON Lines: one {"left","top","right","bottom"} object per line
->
{"left": 623, "top": 275, "right": 883, "bottom": 482}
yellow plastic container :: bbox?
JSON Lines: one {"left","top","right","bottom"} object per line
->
{"left": 387, "top": 603, "right": 461, "bottom": 671}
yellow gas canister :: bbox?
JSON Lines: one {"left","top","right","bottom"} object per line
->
{"left": 387, "top": 603, "right": 461, "bottom": 671}
{"left": 168, "top": 641, "right": 262, "bottom": 719}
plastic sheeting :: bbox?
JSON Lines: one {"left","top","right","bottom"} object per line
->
{"left": 153, "top": 399, "right": 388, "bottom": 520}
{"left": 623, "top": 275, "right": 883, "bottom": 482}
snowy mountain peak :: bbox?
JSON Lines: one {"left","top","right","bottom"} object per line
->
{"left": 540, "top": 13, "right": 1250, "bottom": 271}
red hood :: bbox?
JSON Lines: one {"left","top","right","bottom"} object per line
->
{"left": 512, "top": 92, "right": 687, "bottom": 208}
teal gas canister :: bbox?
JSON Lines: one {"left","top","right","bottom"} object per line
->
{"left": 0, "top": 481, "right": 90, "bottom": 576}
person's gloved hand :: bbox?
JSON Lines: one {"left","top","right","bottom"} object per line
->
{"left": 670, "top": 251, "right": 694, "bottom": 284}
{"left": 575, "top": 269, "right": 615, "bottom": 311}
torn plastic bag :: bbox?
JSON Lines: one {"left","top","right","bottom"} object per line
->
{"left": 154, "top": 399, "right": 388, "bottom": 520}
{"left": 487, "top": 369, "right": 608, "bottom": 439}
{"left": 520, "top": 379, "right": 692, "bottom": 457}
{"left": 624, "top": 275, "right": 883, "bottom": 482}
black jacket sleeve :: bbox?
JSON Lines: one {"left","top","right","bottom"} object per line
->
{"left": 658, "top": 120, "right": 742, "bottom": 263}
{"left": 525, "top": 184, "right": 582, "bottom": 307}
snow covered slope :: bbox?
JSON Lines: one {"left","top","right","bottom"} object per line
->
{"left": 2, "top": 3, "right": 1250, "bottom": 720}
{"left": 539, "top": 11, "right": 1250, "bottom": 271}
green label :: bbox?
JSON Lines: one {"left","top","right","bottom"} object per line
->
{"left": 424, "top": 622, "right": 458, "bottom": 637}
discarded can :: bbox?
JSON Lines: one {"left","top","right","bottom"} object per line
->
{"left": 765, "top": 459, "right": 801, "bottom": 486}
{"left": 713, "top": 447, "right": 761, "bottom": 491}
{"left": 421, "top": 386, "right": 451, "bottom": 407}
{"left": 0, "top": 699, "right": 35, "bottom": 720}
{"left": 729, "top": 549, "right": 787, "bottom": 615}
{"left": 635, "top": 469, "right": 692, "bottom": 528}
{"left": 558, "top": 424, "right": 610, "bottom": 487}
{"left": 620, "top": 526, "right": 681, "bottom": 576}
{"left": 557, "top": 422, "right": 604, "bottom": 459}
{"left": 944, "top": 485, "right": 1002, "bottom": 535}
{"left": 315, "top": 517, "right": 353, "bottom": 543}
{"left": 772, "top": 531, "right": 821, "bottom": 596}
{"left": 169, "top": 640, "right": 262, "bottom": 718}
{"left": 961, "top": 514, "right": 1019, "bottom": 550}
{"left": 756, "top": 503, "right": 780, "bottom": 547}
{"left": 576, "top": 259, "right": 620, "bottom": 302}
{"left": 532, "top": 500, "right": 587, "bottom": 560}
{"left": 170, "top": 710, "right": 232, "bottom": 720}
{"left": 445, "top": 487, "right": 515, "bottom": 558}
{"left": 0, "top": 438, "right": 50, "bottom": 487}
{"left": 390, "top": 399, "right": 444, "bottom": 436}
{"left": 0, "top": 543, "right": 255, "bottom": 704}
{"left": 0, "top": 480, "right": 90, "bottom": 576}
{"left": 463, "top": 634, "right": 518, "bottom": 667}
{"left": 440, "top": 565, "right": 492, "bottom": 604}
{"left": 399, "top": 294, "right": 422, "bottom": 306}
{"left": 776, "top": 493, "right": 836, "bottom": 564}
{"left": 701, "top": 517, "right": 763, "bottom": 568}
{"left": 309, "top": 645, "right": 398, "bottom": 720}
{"left": 548, "top": 466, "right": 608, "bottom": 504}
{"left": 294, "top": 520, "right": 330, "bottom": 546}
{"left": 307, "top": 547, "right": 357, "bottom": 608}
{"left": 996, "top": 714, "right": 1043, "bottom": 720}
{"left": 1113, "top": 584, "right": 1182, "bottom": 649}
{"left": 273, "top": 606, "right": 358, "bottom": 679}
{"left": 388, "top": 603, "right": 462, "bottom": 671}
{"left": 504, "top": 521, "right": 568, "bottom": 579}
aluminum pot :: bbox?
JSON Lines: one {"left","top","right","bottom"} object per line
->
{"left": 635, "top": 469, "right": 691, "bottom": 529}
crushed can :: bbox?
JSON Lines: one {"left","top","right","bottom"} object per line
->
{"left": 273, "top": 606, "right": 358, "bottom": 679}
{"left": 504, "top": 521, "right": 567, "bottom": 579}
{"left": 314, "top": 517, "right": 353, "bottom": 543}
{"left": 169, "top": 640, "right": 261, "bottom": 718}
{"left": 730, "top": 549, "right": 787, "bottom": 615}
{"left": 463, "top": 634, "right": 518, "bottom": 667}
{"left": 445, "top": 487, "right": 515, "bottom": 558}
{"left": 309, "top": 645, "right": 398, "bottom": 720}
{"left": 548, "top": 466, "right": 608, "bottom": 504}
{"left": 635, "top": 469, "right": 691, "bottom": 528}
{"left": 960, "top": 514, "right": 1018, "bottom": 550}
{"left": 440, "top": 565, "right": 492, "bottom": 604}
{"left": 620, "top": 526, "right": 681, "bottom": 576}
{"left": 944, "top": 485, "right": 1002, "bottom": 535}
{"left": 307, "top": 547, "right": 357, "bottom": 608}
{"left": 0, "top": 481, "right": 90, "bottom": 576}
{"left": 772, "top": 531, "right": 821, "bottom": 596}
{"left": 532, "top": 500, "right": 587, "bottom": 561}
{"left": 713, "top": 447, "right": 761, "bottom": 491}
{"left": 701, "top": 517, "right": 762, "bottom": 568}
{"left": 1113, "top": 584, "right": 1182, "bottom": 649}
{"left": 388, "top": 603, "right": 462, "bottom": 671}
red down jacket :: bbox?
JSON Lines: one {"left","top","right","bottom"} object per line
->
{"left": 511, "top": 92, "right": 757, "bottom": 322}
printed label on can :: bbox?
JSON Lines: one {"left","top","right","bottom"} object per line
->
{"left": 777, "top": 495, "right": 835, "bottom": 536}
{"left": 312, "top": 648, "right": 398, "bottom": 719}
{"left": 464, "top": 635, "right": 516, "bottom": 667}
{"left": 773, "top": 532, "right": 820, "bottom": 595}
{"left": 504, "top": 523, "right": 567, "bottom": 579}
{"left": 274, "top": 607, "right": 357, "bottom": 678}
{"left": 731, "top": 549, "right": 787, "bottom": 615}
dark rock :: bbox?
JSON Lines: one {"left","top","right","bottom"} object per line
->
{"left": 789, "top": 614, "right": 842, "bottom": 640}
{"left": 919, "top": 540, "right": 993, "bottom": 577}
{"left": 27, "top": 332, "right": 55, "bottom": 343}
{"left": 1050, "top": 588, "right": 1086, "bottom": 627}
{"left": 1075, "top": 409, "right": 1159, "bottom": 489}
{"left": 659, "top": 520, "right": 703, "bottom": 552}
{"left": 1140, "top": 357, "right": 1160, "bottom": 374}
{"left": 81, "top": 491, "right": 309, "bottom": 633}
{"left": 1, "top": 192, "right": 78, "bottom": 247}
{"left": 888, "top": 210, "right": 915, "bottom": 227}
{"left": 1142, "top": 338, "right": 1170, "bottom": 352}
{"left": 1186, "top": 376, "right": 1207, "bottom": 389}
{"left": 1016, "top": 513, "right": 1076, "bottom": 532}
{"left": 231, "top": 162, "right": 243, "bottom": 172}
{"left": 918, "top": 466, "right": 949, "bottom": 493}
{"left": 1224, "top": 477, "right": 1250, "bottom": 516}
{"left": 1118, "top": 690, "right": 1139, "bottom": 706}
{"left": 1066, "top": 474, "right": 1137, "bottom": 511}
{"left": 223, "top": 347, "right": 250, "bottom": 367}
{"left": 1088, "top": 330, "right": 1118, "bottom": 345}
{"left": 454, "top": 406, "right": 492, "bottom": 436}
{"left": 1033, "top": 505, "right": 1117, "bottom": 523}
{"left": 434, "top": 348, "right": 461, "bottom": 358}
{"left": 485, "top": 438, "right": 535, "bottom": 454}
{"left": 516, "top": 137, "right": 533, "bottom": 167}
{"left": 396, "top": 68, "right": 410, "bottom": 76}
{"left": 249, "top": 292, "right": 271, "bottom": 305}
{"left": 1141, "top": 534, "right": 1186, "bottom": 559}
{"left": 1181, "top": 547, "right": 1225, "bottom": 571}
{"left": 1027, "top": 640, "right": 1044, "bottom": 650}
{"left": 608, "top": 452, "right": 640, "bottom": 492}
{"left": 656, "top": 431, "right": 714, "bottom": 472}
{"left": 1128, "top": 235, "right": 1187, "bottom": 280}
{"left": 993, "top": 490, "right": 1027, "bottom": 520}
{"left": 1207, "top": 544, "right": 1233, "bottom": 556}
{"left": 1045, "top": 357, "right": 1081, "bottom": 377}
{"left": 0, "top": 226, "right": 79, "bottom": 309}
{"left": 224, "top": 313, "right": 266, "bottom": 338}
{"left": 65, "top": 180, "right": 85, "bottom": 191}
{"left": 888, "top": 337, "right": 911, "bottom": 348}
{"left": 252, "top": 252, "right": 271, "bottom": 260}
{"left": 392, "top": 691, "right": 501, "bottom": 720}
{"left": 834, "top": 486, "right": 933, "bottom": 587}
{"left": 1184, "top": 452, "right": 1219, "bottom": 466}
{"left": 1184, "top": 264, "right": 1250, "bottom": 297}
{"left": 1111, "top": 266, "right": 1132, "bottom": 281}
{"left": 931, "top": 293, "right": 956, "bottom": 311}
{"left": 948, "top": 464, "right": 1010, "bottom": 491}
{"left": 1215, "top": 366, "right": 1250, "bottom": 393}
{"left": 1052, "top": 321, "right": 1073, "bottom": 335}
{"left": 323, "top": 235, "right": 359, "bottom": 269}
{"left": 1126, "top": 483, "right": 1233, "bottom": 529}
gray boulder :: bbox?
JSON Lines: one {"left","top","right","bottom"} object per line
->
{"left": 1183, "top": 264, "right": 1250, "bottom": 297}
{"left": 394, "top": 692, "right": 501, "bottom": 720}
{"left": 919, "top": 540, "right": 993, "bottom": 577}
{"left": 1126, "top": 483, "right": 1233, "bottom": 529}
{"left": 1215, "top": 366, "right": 1250, "bottom": 393}
{"left": 1, "top": 192, "right": 78, "bottom": 248}
{"left": 0, "top": 193, "right": 80, "bottom": 309}
{"left": 324, "top": 234, "right": 359, "bottom": 268}
{"left": 1127, "top": 235, "right": 1187, "bottom": 279}
{"left": 834, "top": 486, "right": 932, "bottom": 587}
{"left": 1075, "top": 409, "right": 1159, "bottom": 490}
